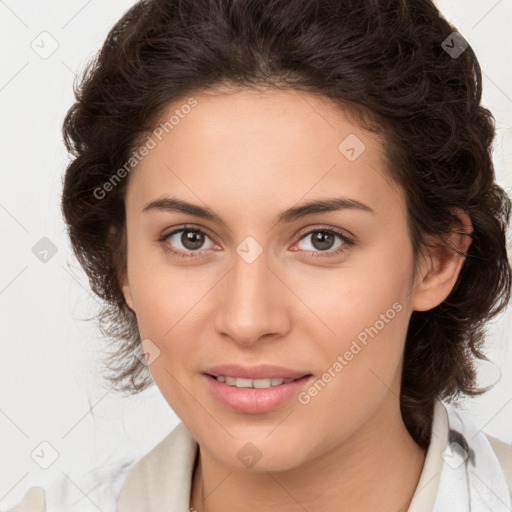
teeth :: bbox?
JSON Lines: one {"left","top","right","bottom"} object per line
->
{"left": 215, "top": 376, "right": 296, "bottom": 388}
{"left": 235, "top": 378, "right": 253, "bottom": 388}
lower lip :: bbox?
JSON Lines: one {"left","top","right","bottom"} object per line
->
{"left": 203, "top": 374, "right": 313, "bottom": 414}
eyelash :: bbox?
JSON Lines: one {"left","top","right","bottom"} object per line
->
{"left": 158, "top": 224, "right": 354, "bottom": 260}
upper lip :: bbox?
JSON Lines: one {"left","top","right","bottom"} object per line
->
{"left": 204, "top": 364, "right": 311, "bottom": 380}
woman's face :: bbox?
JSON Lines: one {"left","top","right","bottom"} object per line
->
{"left": 121, "top": 87, "right": 429, "bottom": 471}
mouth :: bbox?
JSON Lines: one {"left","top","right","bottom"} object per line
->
{"left": 205, "top": 374, "right": 310, "bottom": 389}
{"left": 202, "top": 371, "right": 314, "bottom": 414}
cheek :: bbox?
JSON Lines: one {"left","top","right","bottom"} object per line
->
{"left": 126, "top": 254, "right": 207, "bottom": 406}
{"left": 288, "top": 244, "right": 413, "bottom": 345}
{"left": 125, "top": 233, "right": 210, "bottom": 336}
{"left": 130, "top": 271, "right": 207, "bottom": 342}
{"left": 291, "top": 274, "right": 410, "bottom": 452}
{"left": 289, "top": 246, "right": 414, "bottom": 404}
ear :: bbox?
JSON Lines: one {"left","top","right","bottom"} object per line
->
{"left": 120, "top": 269, "right": 135, "bottom": 311}
{"left": 108, "top": 223, "right": 135, "bottom": 312}
{"left": 411, "top": 209, "right": 473, "bottom": 312}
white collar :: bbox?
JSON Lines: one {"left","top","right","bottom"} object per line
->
{"left": 116, "top": 399, "right": 511, "bottom": 511}
{"left": 432, "top": 400, "right": 511, "bottom": 511}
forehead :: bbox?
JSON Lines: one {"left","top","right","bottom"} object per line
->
{"left": 126, "top": 88, "right": 402, "bottom": 221}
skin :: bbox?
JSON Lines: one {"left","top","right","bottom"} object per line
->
{"left": 120, "top": 87, "right": 472, "bottom": 512}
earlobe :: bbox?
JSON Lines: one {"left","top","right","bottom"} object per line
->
{"left": 120, "top": 271, "right": 135, "bottom": 311}
{"left": 412, "top": 209, "right": 473, "bottom": 312}
{"left": 108, "top": 223, "right": 135, "bottom": 311}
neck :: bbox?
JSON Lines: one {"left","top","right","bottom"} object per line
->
{"left": 190, "top": 394, "right": 427, "bottom": 512}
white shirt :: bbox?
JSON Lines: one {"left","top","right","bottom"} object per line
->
{"left": 4, "top": 399, "right": 511, "bottom": 512}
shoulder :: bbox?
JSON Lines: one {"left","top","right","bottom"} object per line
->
{"left": 121, "top": 422, "right": 194, "bottom": 475}
{"left": 3, "top": 424, "right": 195, "bottom": 512}
{"left": 116, "top": 423, "right": 198, "bottom": 509}
{"left": 118, "top": 422, "right": 196, "bottom": 477}
{"left": 1, "top": 457, "right": 137, "bottom": 512}
{"left": 486, "top": 433, "right": 512, "bottom": 498}
{"left": 443, "top": 400, "right": 512, "bottom": 503}
{"left": 0, "top": 487, "right": 46, "bottom": 512}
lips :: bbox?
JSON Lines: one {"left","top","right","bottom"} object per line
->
{"left": 203, "top": 372, "right": 314, "bottom": 414}
{"left": 203, "top": 363, "right": 311, "bottom": 380}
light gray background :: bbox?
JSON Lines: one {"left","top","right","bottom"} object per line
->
{"left": 1, "top": 0, "right": 511, "bottom": 508}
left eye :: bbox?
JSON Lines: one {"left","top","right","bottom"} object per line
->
{"left": 295, "top": 229, "right": 347, "bottom": 253}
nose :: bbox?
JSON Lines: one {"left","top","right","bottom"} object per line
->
{"left": 212, "top": 249, "right": 292, "bottom": 346}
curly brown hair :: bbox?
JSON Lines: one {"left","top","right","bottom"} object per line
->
{"left": 61, "top": 0, "right": 511, "bottom": 448}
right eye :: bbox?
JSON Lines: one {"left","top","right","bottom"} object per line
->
{"left": 159, "top": 225, "right": 218, "bottom": 258}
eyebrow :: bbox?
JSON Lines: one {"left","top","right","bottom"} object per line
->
{"left": 142, "top": 196, "right": 375, "bottom": 226}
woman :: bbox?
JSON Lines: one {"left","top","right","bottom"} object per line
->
{"left": 7, "top": 0, "right": 512, "bottom": 510}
